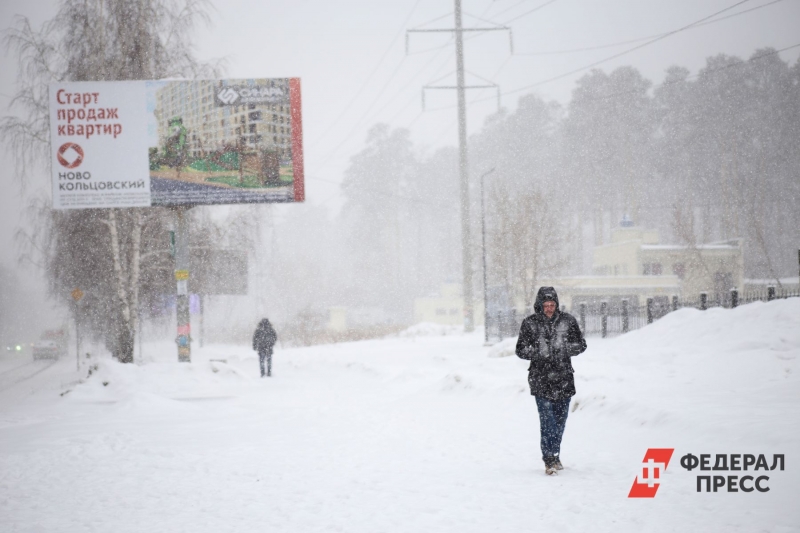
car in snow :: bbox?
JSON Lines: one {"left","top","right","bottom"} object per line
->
{"left": 32, "top": 340, "right": 62, "bottom": 360}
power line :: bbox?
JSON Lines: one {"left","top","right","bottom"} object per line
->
{"left": 462, "top": 11, "right": 510, "bottom": 28}
{"left": 311, "top": 59, "right": 411, "bottom": 167}
{"left": 501, "top": 0, "right": 561, "bottom": 24}
{"left": 415, "top": 10, "right": 456, "bottom": 28}
{"left": 313, "top": 32, "right": 459, "bottom": 168}
{"left": 307, "top": 0, "right": 424, "bottom": 149}
{"left": 486, "top": 0, "right": 540, "bottom": 20}
{"left": 427, "top": 0, "right": 758, "bottom": 111}
{"left": 374, "top": 42, "right": 455, "bottom": 119}
{"left": 493, "top": 0, "right": 756, "bottom": 99}
{"left": 513, "top": 0, "right": 787, "bottom": 57}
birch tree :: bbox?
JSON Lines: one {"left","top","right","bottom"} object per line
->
{"left": 488, "top": 184, "right": 572, "bottom": 313}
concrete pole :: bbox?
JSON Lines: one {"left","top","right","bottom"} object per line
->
{"left": 455, "top": 0, "right": 474, "bottom": 332}
{"left": 480, "top": 168, "right": 495, "bottom": 344}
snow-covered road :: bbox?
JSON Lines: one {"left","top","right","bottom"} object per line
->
{"left": 1, "top": 300, "right": 798, "bottom": 532}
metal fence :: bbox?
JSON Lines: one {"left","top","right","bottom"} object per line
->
{"left": 487, "top": 285, "right": 799, "bottom": 341}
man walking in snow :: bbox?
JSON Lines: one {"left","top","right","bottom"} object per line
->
{"left": 516, "top": 287, "right": 587, "bottom": 475}
{"left": 253, "top": 318, "right": 278, "bottom": 378}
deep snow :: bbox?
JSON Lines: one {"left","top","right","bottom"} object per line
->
{"left": 1, "top": 299, "right": 799, "bottom": 532}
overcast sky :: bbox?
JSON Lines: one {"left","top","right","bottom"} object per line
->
{"left": 2, "top": 0, "right": 799, "bottom": 272}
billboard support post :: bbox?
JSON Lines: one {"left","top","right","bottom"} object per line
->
{"left": 174, "top": 206, "right": 192, "bottom": 363}
{"left": 74, "top": 301, "right": 80, "bottom": 371}
{"left": 70, "top": 288, "right": 84, "bottom": 371}
{"left": 199, "top": 293, "right": 204, "bottom": 348}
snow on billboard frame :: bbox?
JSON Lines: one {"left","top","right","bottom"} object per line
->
{"left": 49, "top": 78, "right": 305, "bottom": 209}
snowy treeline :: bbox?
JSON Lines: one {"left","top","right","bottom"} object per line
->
{"left": 273, "top": 49, "right": 800, "bottom": 324}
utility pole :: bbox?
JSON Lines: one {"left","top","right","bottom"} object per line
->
{"left": 407, "top": 0, "right": 511, "bottom": 333}
{"left": 454, "top": 0, "right": 473, "bottom": 332}
{"left": 480, "top": 167, "right": 495, "bottom": 344}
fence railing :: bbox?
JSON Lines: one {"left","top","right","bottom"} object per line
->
{"left": 487, "top": 285, "right": 799, "bottom": 341}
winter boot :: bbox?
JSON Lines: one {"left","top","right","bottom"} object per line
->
{"left": 544, "top": 457, "right": 558, "bottom": 476}
{"left": 554, "top": 457, "right": 564, "bottom": 471}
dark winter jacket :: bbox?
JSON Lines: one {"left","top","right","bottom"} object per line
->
{"left": 515, "top": 287, "right": 587, "bottom": 400}
{"left": 253, "top": 319, "right": 278, "bottom": 354}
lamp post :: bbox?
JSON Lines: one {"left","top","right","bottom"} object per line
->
{"left": 480, "top": 167, "right": 496, "bottom": 344}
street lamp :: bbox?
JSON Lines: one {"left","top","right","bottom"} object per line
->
{"left": 480, "top": 167, "right": 496, "bottom": 344}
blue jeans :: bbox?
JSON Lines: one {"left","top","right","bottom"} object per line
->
{"left": 535, "top": 396, "right": 570, "bottom": 460}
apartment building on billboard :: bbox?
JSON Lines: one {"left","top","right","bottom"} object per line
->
{"left": 153, "top": 79, "right": 293, "bottom": 161}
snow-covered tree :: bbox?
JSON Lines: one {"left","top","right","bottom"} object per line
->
{"left": 2, "top": 0, "right": 220, "bottom": 362}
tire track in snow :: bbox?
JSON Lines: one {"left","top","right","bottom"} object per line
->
{"left": 0, "top": 360, "right": 58, "bottom": 392}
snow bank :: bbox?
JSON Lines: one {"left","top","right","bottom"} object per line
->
{"left": 0, "top": 299, "right": 797, "bottom": 533}
{"left": 487, "top": 336, "right": 517, "bottom": 358}
{"left": 398, "top": 322, "right": 464, "bottom": 337}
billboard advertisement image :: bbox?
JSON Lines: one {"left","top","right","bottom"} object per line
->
{"left": 49, "top": 78, "right": 304, "bottom": 209}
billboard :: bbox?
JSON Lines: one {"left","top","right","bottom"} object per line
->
{"left": 49, "top": 79, "right": 304, "bottom": 209}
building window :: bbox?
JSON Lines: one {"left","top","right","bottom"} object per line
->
{"left": 435, "top": 308, "right": 447, "bottom": 316}
{"left": 673, "top": 263, "right": 686, "bottom": 279}
{"left": 643, "top": 263, "right": 662, "bottom": 275}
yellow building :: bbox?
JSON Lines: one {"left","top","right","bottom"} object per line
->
{"left": 327, "top": 307, "right": 348, "bottom": 332}
{"left": 540, "top": 224, "right": 743, "bottom": 311}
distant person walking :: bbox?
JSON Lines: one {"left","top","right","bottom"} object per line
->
{"left": 516, "top": 287, "right": 587, "bottom": 475}
{"left": 253, "top": 318, "right": 278, "bottom": 378}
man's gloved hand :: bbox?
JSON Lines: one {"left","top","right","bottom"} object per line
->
{"left": 565, "top": 340, "right": 587, "bottom": 357}
{"left": 519, "top": 345, "right": 537, "bottom": 360}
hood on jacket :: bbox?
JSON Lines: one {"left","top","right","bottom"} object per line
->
{"left": 533, "top": 286, "right": 560, "bottom": 315}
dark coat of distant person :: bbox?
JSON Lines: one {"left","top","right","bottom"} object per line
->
{"left": 253, "top": 319, "right": 277, "bottom": 354}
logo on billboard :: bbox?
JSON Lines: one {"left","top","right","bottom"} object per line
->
{"left": 628, "top": 448, "right": 675, "bottom": 498}
{"left": 217, "top": 87, "right": 239, "bottom": 105}
{"left": 57, "top": 142, "right": 84, "bottom": 168}
{"left": 215, "top": 85, "right": 287, "bottom": 106}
